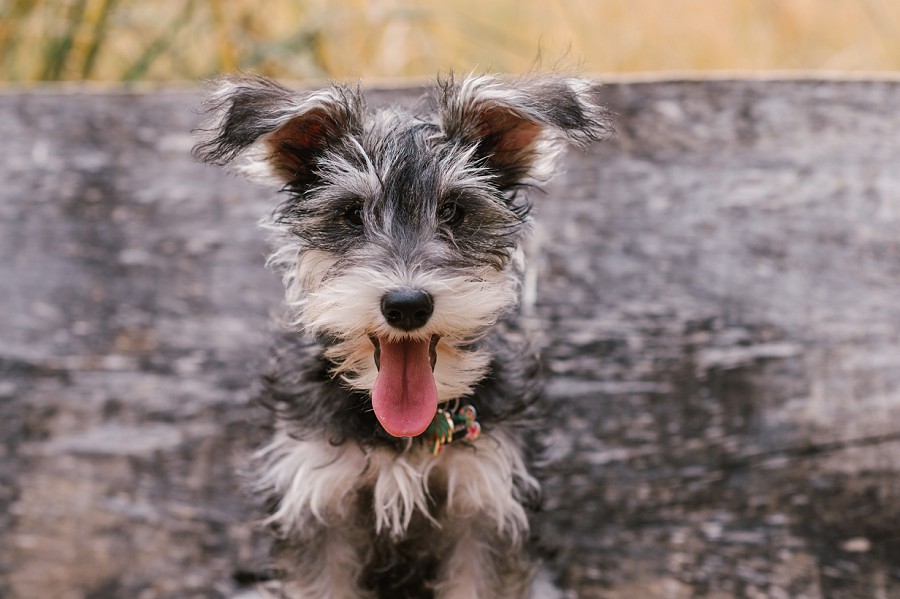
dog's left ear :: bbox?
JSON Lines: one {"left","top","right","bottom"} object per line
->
{"left": 193, "top": 75, "right": 365, "bottom": 187}
{"left": 438, "top": 74, "right": 613, "bottom": 189}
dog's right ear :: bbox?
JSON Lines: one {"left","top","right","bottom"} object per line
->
{"left": 437, "top": 73, "right": 613, "bottom": 190}
{"left": 193, "top": 75, "right": 365, "bottom": 188}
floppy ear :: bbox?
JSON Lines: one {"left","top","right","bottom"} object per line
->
{"left": 193, "top": 75, "right": 365, "bottom": 187}
{"left": 437, "top": 74, "right": 613, "bottom": 189}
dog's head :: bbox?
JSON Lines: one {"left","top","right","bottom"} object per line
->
{"left": 194, "top": 74, "right": 611, "bottom": 437}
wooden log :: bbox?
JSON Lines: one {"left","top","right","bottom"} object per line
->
{"left": 1, "top": 79, "right": 899, "bottom": 598}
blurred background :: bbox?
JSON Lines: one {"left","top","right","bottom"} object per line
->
{"left": 2, "top": 0, "right": 900, "bottom": 83}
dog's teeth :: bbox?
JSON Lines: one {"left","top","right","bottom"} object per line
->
{"left": 369, "top": 335, "right": 381, "bottom": 370}
{"left": 429, "top": 335, "right": 440, "bottom": 371}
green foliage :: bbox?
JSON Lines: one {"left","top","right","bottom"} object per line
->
{"left": 1, "top": 0, "right": 899, "bottom": 82}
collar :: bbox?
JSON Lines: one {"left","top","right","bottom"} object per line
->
{"left": 421, "top": 403, "right": 481, "bottom": 455}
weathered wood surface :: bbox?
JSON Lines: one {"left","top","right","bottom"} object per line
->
{"left": 1, "top": 79, "right": 899, "bottom": 598}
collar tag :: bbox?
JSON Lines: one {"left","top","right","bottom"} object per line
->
{"left": 423, "top": 404, "right": 481, "bottom": 456}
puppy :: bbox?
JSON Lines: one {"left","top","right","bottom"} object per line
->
{"left": 194, "top": 73, "right": 611, "bottom": 599}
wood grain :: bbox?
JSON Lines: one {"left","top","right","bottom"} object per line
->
{"left": 1, "top": 79, "right": 899, "bottom": 598}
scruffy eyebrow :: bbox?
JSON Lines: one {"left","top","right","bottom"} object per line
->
{"left": 435, "top": 144, "right": 493, "bottom": 197}
{"left": 314, "top": 146, "right": 383, "bottom": 199}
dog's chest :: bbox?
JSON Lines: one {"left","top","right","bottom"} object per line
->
{"left": 259, "top": 428, "right": 535, "bottom": 540}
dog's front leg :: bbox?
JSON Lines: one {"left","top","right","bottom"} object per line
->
{"left": 428, "top": 430, "right": 539, "bottom": 599}
{"left": 276, "top": 521, "right": 373, "bottom": 599}
{"left": 432, "top": 517, "right": 533, "bottom": 599}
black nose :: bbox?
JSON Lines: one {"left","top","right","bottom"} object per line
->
{"left": 381, "top": 289, "right": 434, "bottom": 331}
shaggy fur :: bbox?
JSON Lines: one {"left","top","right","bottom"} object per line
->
{"left": 194, "top": 72, "right": 611, "bottom": 598}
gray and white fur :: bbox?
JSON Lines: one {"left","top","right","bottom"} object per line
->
{"left": 194, "top": 73, "right": 612, "bottom": 599}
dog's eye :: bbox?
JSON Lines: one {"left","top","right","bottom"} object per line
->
{"left": 344, "top": 206, "right": 364, "bottom": 230}
{"left": 438, "top": 202, "right": 465, "bottom": 228}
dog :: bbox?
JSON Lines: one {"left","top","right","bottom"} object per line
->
{"left": 193, "top": 72, "right": 611, "bottom": 599}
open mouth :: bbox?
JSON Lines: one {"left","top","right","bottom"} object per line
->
{"left": 369, "top": 334, "right": 440, "bottom": 437}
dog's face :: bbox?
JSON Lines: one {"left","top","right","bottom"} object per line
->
{"left": 195, "top": 74, "right": 611, "bottom": 437}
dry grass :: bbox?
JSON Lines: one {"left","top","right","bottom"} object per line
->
{"left": 2, "top": 0, "right": 900, "bottom": 82}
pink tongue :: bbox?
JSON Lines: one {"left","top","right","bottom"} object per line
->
{"left": 372, "top": 338, "right": 437, "bottom": 437}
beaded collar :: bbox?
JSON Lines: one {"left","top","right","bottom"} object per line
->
{"left": 421, "top": 402, "right": 481, "bottom": 455}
